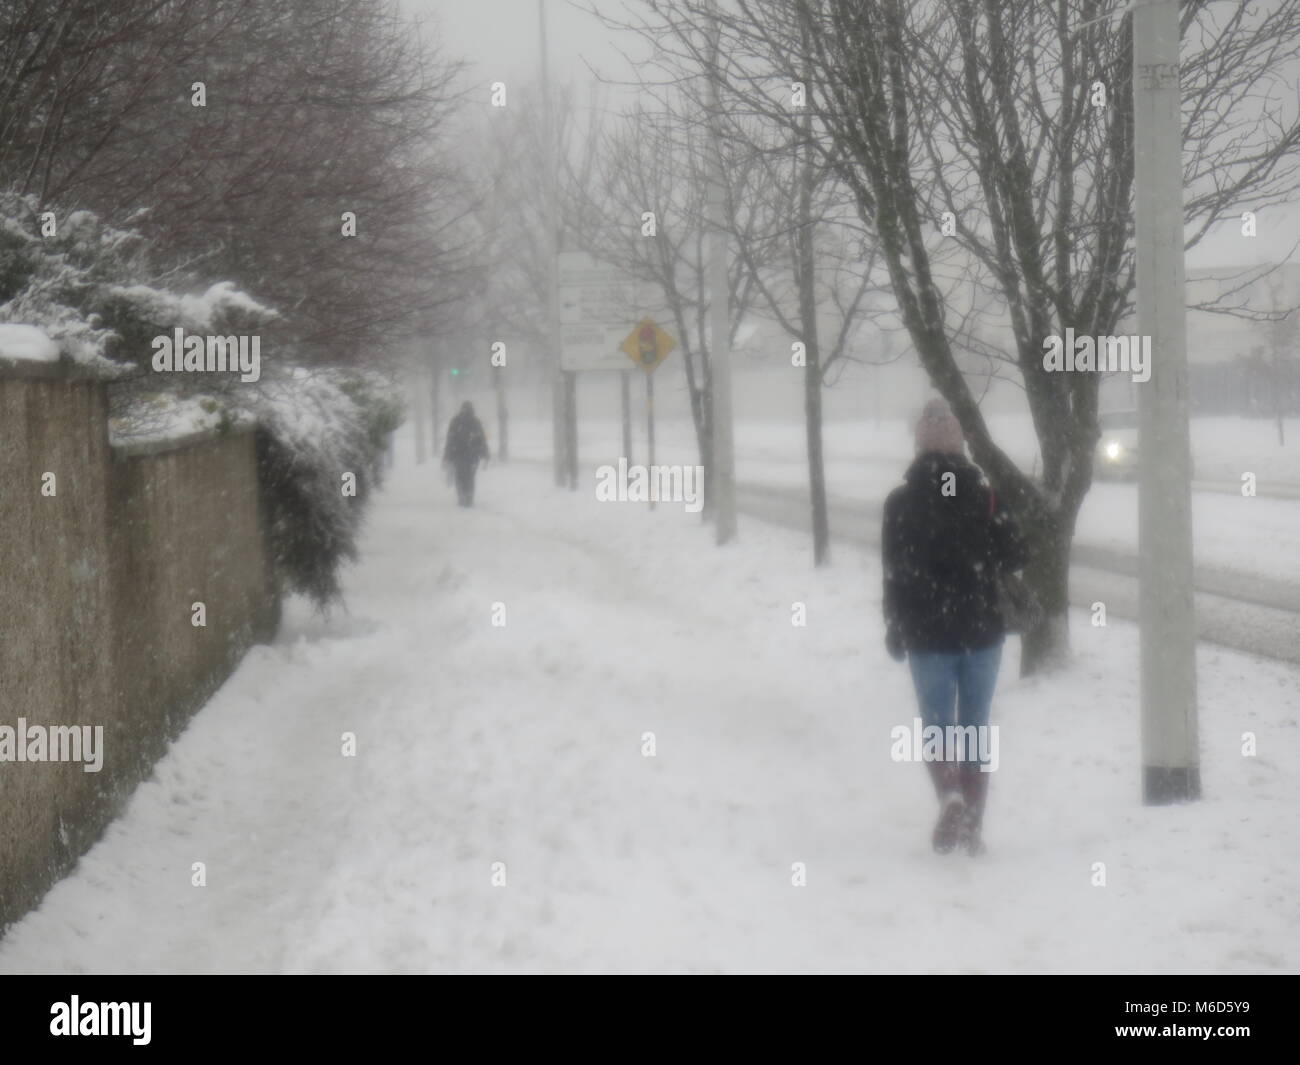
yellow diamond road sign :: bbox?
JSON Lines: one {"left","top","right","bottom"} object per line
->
{"left": 620, "top": 318, "right": 676, "bottom": 373}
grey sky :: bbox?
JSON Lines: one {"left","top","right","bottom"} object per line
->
{"left": 408, "top": 0, "right": 636, "bottom": 91}
{"left": 409, "top": 0, "right": 1298, "bottom": 271}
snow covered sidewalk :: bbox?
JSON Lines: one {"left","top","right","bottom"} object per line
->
{"left": 2, "top": 429, "right": 1298, "bottom": 974}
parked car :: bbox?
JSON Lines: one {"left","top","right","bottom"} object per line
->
{"left": 1095, "top": 408, "right": 1139, "bottom": 480}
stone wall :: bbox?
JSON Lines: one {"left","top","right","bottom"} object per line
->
{"left": 0, "top": 359, "right": 279, "bottom": 931}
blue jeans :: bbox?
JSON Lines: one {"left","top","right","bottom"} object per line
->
{"left": 908, "top": 643, "right": 1003, "bottom": 763}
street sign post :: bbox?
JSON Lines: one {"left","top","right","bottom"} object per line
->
{"left": 559, "top": 252, "right": 639, "bottom": 372}
{"left": 558, "top": 250, "right": 645, "bottom": 480}
{"left": 619, "top": 318, "right": 676, "bottom": 509}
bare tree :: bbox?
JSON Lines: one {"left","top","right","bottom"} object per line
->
{"left": 1, "top": 0, "right": 474, "bottom": 367}
{"left": 453, "top": 82, "right": 604, "bottom": 404}
{"left": 1260, "top": 271, "right": 1299, "bottom": 445}
{"left": 580, "top": 100, "right": 770, "bottom": 513}
{"left": 720, "top": 114, "right": 884, "bottom": 564}
{"left": 611, "top": 0, "right": 1300, "bottom": 672}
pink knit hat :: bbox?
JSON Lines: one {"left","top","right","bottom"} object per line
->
{"left": 915, "top": 397, "right": 965, "bottom": 455}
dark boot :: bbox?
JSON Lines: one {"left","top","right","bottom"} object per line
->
{"left": 958, "top": 765, "right": 989, "bottom": 856}
{"left": 925, "top": 761, "right": 964, "bottom": 853}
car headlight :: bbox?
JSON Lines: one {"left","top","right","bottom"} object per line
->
{"left": 1105, "top": 441, "right": 1122, "bottom": 460}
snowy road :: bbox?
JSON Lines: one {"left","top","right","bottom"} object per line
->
{"left": 734, "top": 483, "right": 1300, "bottom": 665}
{"left": 2, "top": 435, "right": 1298, "bottom": 973}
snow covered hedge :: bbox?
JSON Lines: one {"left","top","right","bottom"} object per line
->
{"left": 0, "top": 190, "right": 140, "bottom": 369}
{"left": 251, "top": 367, "right": 404, "bottom": 607}
{"left": 1, "top": 190, "right": 277, "bottom": 374}
{"left": 2, "top": 189, "right": 404, "bottom": 609}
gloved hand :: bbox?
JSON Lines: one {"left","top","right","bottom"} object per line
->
{"left": 885, "top": 625, "right": 906, "bottom": 662}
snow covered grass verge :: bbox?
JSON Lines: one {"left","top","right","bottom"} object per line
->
{"left": 1, "top": 425, "right": 1295, "bottom": 974}
{"left": 507, "top": 412, "right": 1300, "bottom": 586}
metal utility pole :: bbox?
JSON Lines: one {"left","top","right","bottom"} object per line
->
{"left": 540, "top": 0, "right": 566, "bottom": 486}
{"left": 646, "top": 369, "right": 656, "bottom": 510}
{"left": 706, "top": 1, "right": 736, "bottom": 544}
{"left": 1134, "top": 0, "right": 1199, "bottom": 803}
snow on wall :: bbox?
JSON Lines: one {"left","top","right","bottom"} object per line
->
{"left": 0, "top": 324, "right": 60, "bottom": 364}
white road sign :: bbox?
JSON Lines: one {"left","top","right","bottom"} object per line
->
{"left": 559, "top": 252, "right": 641, "bottom": 371}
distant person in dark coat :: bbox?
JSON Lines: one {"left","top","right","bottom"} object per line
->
{"left": 443, "top": 401, "right": 490, "bottom": 507}
{"left": 882, "top": 397, "right": 1028, "bottom": 855}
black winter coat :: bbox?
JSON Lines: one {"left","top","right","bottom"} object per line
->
{"left": 444, "top": 410, "right": 489, "bottom": 468}
{"left": 882, "top": 452, "right": 1029, "bottom": 653}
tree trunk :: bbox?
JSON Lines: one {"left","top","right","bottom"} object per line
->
{"left": 796, "top": 108, "right": 829, "bottom": 567}
{"left": 494, "top": 360, "right": 508, "bottom": 461}
{"left": 673, "top": 306, "right": 712, "bottom": 521}
{"left": 696, "top": 388, "right": 714, "bottom": 523}
{"left": 790, "top": 137, "right": 832, "bottom": 566}
{"left": 563, "top": 370, "right": 577, "bottom": 489}
{"left": 683, "top": 348, "right": 712, "bottom": 521}
{"left": 430, "top": 346, "right": 441, "bottom": 452}
{"left": 1276, "top": 355, "right": 1286, "bottom": 446}
{"left": 412, "top": 359, "right": 427, "bottom": 465}
{"left": 1019, "top": 511, "right": 1072, "bottom": 675}
{"left": 804, "top": 360, "right": 829, "bottom": 566}
{"left": 552, "top": 374, "right": 566, "bottom": 486}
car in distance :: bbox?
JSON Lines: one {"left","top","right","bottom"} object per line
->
{"left": 1095, "top": 408, "right": 1139, "bottom": 480}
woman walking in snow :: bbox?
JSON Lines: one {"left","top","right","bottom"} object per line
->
{"left": 881, "top": 397, "right": 1028, "bottom": 855}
